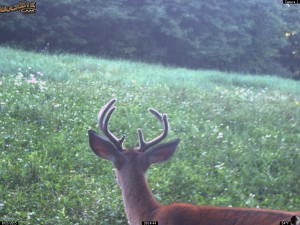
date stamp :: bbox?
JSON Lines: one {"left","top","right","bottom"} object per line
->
{"left": 142, "top": 221, "right": 158, "bottom": 225}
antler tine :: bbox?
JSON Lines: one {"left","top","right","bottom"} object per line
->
{"left": 98, "top": 99, "right": 116, "bottom": 130}
{"left": 98, "top": 98, "right": 125, "bottom": 151}
{"left": 137, "top": 108, "right": 169, "bottom": 152}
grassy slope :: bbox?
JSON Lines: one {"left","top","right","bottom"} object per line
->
{"left": 0, "top": 46, "right": 299, "bottom": 224}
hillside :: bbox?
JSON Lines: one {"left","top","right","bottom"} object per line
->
{"left": 0, "top": 46, "right": 299, "bottom": 224}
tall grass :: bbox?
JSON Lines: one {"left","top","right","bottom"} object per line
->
{"left": 0, "top": 46, "right": 299, "bottom": 224}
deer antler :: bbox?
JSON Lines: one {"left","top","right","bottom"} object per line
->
{"left": 137, "top": 108, "right": 169, "bottom": 152}
{"left": 98, "top": 98, "right": 125, "bottom": 151}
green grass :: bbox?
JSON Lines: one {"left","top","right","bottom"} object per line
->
{"left": 0, "top": 46, "right": 299, "bottom": 224}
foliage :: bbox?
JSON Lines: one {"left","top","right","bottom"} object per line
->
{"left": 276, "top": 3, "right": 300, "bottom": 80}
{"left": 0, "top": 1, "right": 299, "bottom": 77}
{"left": 0, "top": 47, "right": 299, "bottom": 224}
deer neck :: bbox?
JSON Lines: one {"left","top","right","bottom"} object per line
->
{"left": 118, "top": 170, "right": 160, "bottom": 225}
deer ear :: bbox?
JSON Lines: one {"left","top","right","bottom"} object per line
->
{"left": 88, "top": 130, "right": 122, "bottom": 164}
{"left": 142, "top": 139, "right": 180, "bottom": 165}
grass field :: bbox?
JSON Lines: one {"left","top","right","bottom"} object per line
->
{"left": 0, "top": 46, "right": 299, "bottom": 224}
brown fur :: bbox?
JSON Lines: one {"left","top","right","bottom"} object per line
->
{"left": 152, "top": 203, "right": 297, "bottom": 225}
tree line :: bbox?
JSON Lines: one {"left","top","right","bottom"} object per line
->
{"left": 0, "top": 0, "right": 299, "bottom": 79}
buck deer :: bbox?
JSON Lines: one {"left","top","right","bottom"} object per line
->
{"left": 88, "top": 98, "right": 299, "bottom": 225}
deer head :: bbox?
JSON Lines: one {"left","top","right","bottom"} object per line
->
{"left": 88, "top": 98, "right": 180, "bottom": 171}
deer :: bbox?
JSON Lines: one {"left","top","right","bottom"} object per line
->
{"left": 88, "top": 98, "right": 299, "bottom": 225}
